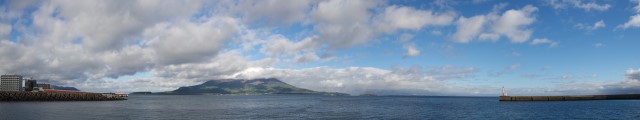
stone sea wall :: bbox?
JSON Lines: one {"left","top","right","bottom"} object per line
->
{"left": 499, "top": 94, "right": 640, "bottom": 101}
{"left": 0, "top": 91, "right": 126, "bottom": 101}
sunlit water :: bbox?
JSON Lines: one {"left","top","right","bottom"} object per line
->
{"left": 1, "top": 95, "right": 639, "bottom": 119}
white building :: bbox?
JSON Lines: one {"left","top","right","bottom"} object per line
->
{"left": 1, "top": 75, "right": 24, "bottom": 91}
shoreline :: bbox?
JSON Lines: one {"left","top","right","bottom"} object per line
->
{"left": 0, "top": 91, "right": 126, "bottom": 101}
{"left": 499, "top": 94, "right": 640, "bottom": 101}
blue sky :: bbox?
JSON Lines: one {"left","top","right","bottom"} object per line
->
{"left": 1, "top": 0, "right": 639, "bottom": 96}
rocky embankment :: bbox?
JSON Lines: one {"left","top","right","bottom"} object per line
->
{"left": 499, "top": 94, "right": 640, "bottom": 101}
{"left": 0, "top": 91, "right": 126, "bottom": 101}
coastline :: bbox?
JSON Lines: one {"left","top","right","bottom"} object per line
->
{"left": 0, "top": 91, "right": 126, "bottom": 101}
{"left": 499, "top": 94, "right": 640, "bottom": 101}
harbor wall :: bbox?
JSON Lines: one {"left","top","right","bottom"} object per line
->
{"left": 0, "top": 91, "right": 126, "bottom": 101}
{"left": 499, "top": 94, "right": 640, "bottom": 101}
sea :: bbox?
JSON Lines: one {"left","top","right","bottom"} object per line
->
{"left": 1, "top": 95, "right": 639, "bottom": 120}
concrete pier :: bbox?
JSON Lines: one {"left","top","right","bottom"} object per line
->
{"left": 0, "top": 91, "right": 126, "bottom": 101}
{"left": 499, "top": 94, "right": 640, "bottom": 101}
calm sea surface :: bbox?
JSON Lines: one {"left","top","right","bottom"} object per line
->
{"left": 1, "top": 95, "right": 640, "bottom": 119}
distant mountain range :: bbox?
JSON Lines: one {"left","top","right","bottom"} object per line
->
{"left": 147, "top": 78, "right": 348, "bottom": 96}
{"left": 52, "top": 85, "right": 80, "bottom": 91}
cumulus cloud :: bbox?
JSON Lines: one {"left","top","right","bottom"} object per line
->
{"left": 151, "top": 51, "right": 273, "bottom": 80}
{"left": 234, "top": 0, "right": 315, "bottom": 26}
{"left": 309, "top": 0, "right": 456, "bottom": 50}
{"left": 547, "top": 0, "right": 611, "bottom": 11}
{"left": 537, "top": 68, "right": 640, "bottom": 95}
{"left": 33, "top": 0, "right": 202, "bottom": 51}
{"left": 231, "top": 66, "right": 488, "bottom": 95}
{"left": 2, "top": 0, "right": 454, "bottom": 93}
{"left": 403, "top": 44, "right": 421, "bottom": 58}
{"left": 530, "top": 38, "right": 559, "bottom": 47}
{"left": 548, "top": 68, "right": 640, "bottom": 95}
{"left": 142, "top": 17, "right": 240, "bottom": 65}
{"left": 397, "top": 33, "right": 421, "bottom": 58}
{"left": 309, "top": 0, "right": 380, "bottom": 49}
{"left": 452, "top": 15, "right": 487, "bottom": 43}
{"left": 260, "top": 36, "right": 318, "bottom": 60}
{"left": 576, "top": 20, "right": 605, "bottom": 31}
{"left": 491, "top": 5, "right": 537, "bottom": 43}
{"left": 0, "top": 0, "right": 236, "bottom": 86}
{"left": 451, "top": 5, "right": 538, "bottom": 43}
{"left": 620, "top": 15, "right": 640, "bottom": 29}
{"left": 377, "top": 5, "right": 456, "bottom": 32}
{"left": 502, "top": 68, "right": 640, "bottom": 96}
{"left": 627, "top": 68, "right": 640, "bottom": 81}
{"left": 2, "top": 0, "right": 633, "bottom": 96}
{"left": 618, "top": 0, "right": 640, "bottom": 29}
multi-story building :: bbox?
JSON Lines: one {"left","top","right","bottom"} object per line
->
{"left": 25, "top": 79, "right": 37, "bottom": 91}
{"left": 1, "top": 75, "right": 24, "bottom": 91}
{"left": 38, "top": 83, "right": 51, "bottom": 89}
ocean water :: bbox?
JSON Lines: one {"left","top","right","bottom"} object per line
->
{"left": 1, "top": 95, "right": 640, "bottom": 119}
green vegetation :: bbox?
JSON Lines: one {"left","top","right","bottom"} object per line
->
{"left": 165, "top": 78, "right": 349, "bottom": 96}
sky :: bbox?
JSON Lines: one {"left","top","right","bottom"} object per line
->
{"left": 1, "top": 0, "right": 639, "bottom": 96}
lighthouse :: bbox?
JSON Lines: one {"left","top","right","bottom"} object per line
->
{"left": 501, "top": 86, "right": 508, "bottom": 96}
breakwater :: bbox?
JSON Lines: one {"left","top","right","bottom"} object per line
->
{"left": 499, "top": 94, "right": 640, "bottom": 101}
{"left": 0, "top": 91, "right": 126, "bottom": 101}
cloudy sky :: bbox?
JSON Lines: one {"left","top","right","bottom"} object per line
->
{"left": 1, "top": 0, "right": 639, "bottom": 96}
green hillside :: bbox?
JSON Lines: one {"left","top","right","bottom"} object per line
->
{"left": 166, "top": 78, "right": 348, "bottom": 96}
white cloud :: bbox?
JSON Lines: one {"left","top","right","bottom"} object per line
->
{"left": 491, "top": 5, "right": 537, "bottom": 43}
{"left": 259, "top": 35, "right": 324, "bottom": 64}
{"left": 310, "top": 0, "right": 378, "bottom": 26}
{"left": 472, "top": 0, "right": 492, "bottom": 4}
{"left": 308, "top": 0, "right": 456, "bottom": 50}
{"left": 538, "top": 68, "right": 640, "bottom": 95}
{"left": 150, "top": 51, "right": 273, "bottom": 81}
{"left": 530, "top": 38, "right": 559, "bottom": 47}
{"left": 309, "top": 0, "right": 380, "bottom": 49}
{"left": 296, "top": 52, "right": 321, "bottom": 63}
{"left": 627, "top": 68, "right": 640, "bottom": 81}
{"left": 620, "top": 15, "right": 640, "bottom": 29}
{"left": 4, "top": 0, "right": 636, "bottom": 96}
{"left": 452, "top": 15, "right": 487, "bottom": 43}
{"left": 547, "top": 0, "right": 611, "bottom": 11}
{"left": 98, "top": 46, "right": 151, "bottom": 79}
{"left": 594, "top": 43, "right": 604, "bottom": 48}
{"left": 142, "top": 17, "right": 240, "bottom": 65}
{"left": 593, "top": 20, "right": 606, "bottom": 29}
{"left": 32, "top": 0, "right": 202, "bottom": 51}
{"left": 377, "top": 5, "right": 456, "bottom": 32}
{"left": 635, "top": 0, "right": 640, "bottom": 13}
{"left": 0, "top": 1, "right": 246, "bottom": 88}
{"left": 403, "top": 44, "right": 421, "bottom": 58}
{"left": 572, "top": 1, "right": 611, "bottom": 11}
{"left": 576, "top": 20, "right": 606, "bottom": 31}
{"left": 478, "top": 33, "right": 500, "bottom": 41}
{"left": 618, "top": 0, "right": 640, "bottom": 29}
{"left": 452, "top": 5, "right": 538, "bottom": 43}
{"left": 230, "top": 66, "right": 488, "bottom": 95}
{"left": 235, "top": 0, "right": 315, "bottom": 26}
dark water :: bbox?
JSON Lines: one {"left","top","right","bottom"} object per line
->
{"left": 1, "top": 95, "right": 640, "bottom": 119}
